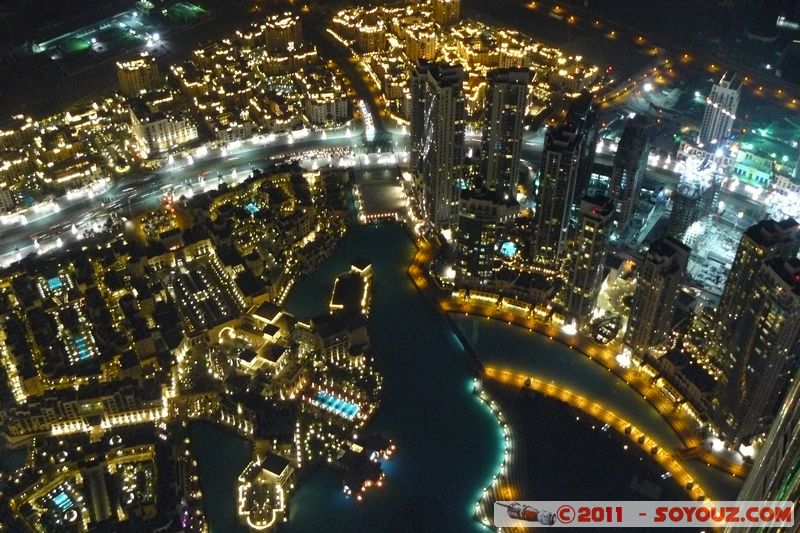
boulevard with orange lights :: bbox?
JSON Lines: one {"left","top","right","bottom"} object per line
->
{"left": 407, "top": 237, "right": 748, "bottom": 508}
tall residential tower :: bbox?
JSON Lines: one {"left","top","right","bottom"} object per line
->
{"left": 565, "top": 196, "right": 615, "bottom": 323}
{"left": 410, "top": 60, "right": 466, "bottom": 227}
{"left": 715, "top": 218, "right": 800, "bottom": 381}
{"left": 699, "top": 71, "right": 741, "bottom": 147}
{"left": 532, "top": 92, "right": 596, "bottom": 270}
{"left": 732, "top": 367, "right": 800, "bottom": 516}
{"left": 624, "top": 237, "right": 690, "bottom": 357}
{"left": 480, "top": 68, "right": 532, "bottom": 199}
{"left": 717, "top": 258, "right": 800, "bottom": 446}
{"left": 609, "top": 115, "right": 652, "bottom": 232}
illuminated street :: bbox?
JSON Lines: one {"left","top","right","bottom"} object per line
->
{"left": 2, "top": 0, "right": 800, "bottom": 531}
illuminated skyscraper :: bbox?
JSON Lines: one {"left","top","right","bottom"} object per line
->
{"left": 532, "top": 92, "right": 596, "bottom": 270}
{"left": 699, "top": 71, "right": 741, "bottom": 147}
{"left": 432, "top": 0, "right": 460, "bottom": 26}
{"left": 480, "top": 68, "right": 532, "bottom": 199}
{"left": 715, "top": 219, "right": 800, "bottom": 381}
{"left": 623, "top": 237, "right": 689, "bottom": 357}
{"left": 455, "top": 189, "right": 518, "bottom": 283}
{"left": 732, "top": 367, "right": 800, "bottom": 520}
{"left": 569, "top": 92, "right": 598, "bottom": 205}
{"left": 410, "top": 60, "right": 465, "bottom": 227}
{"left": 609, "top": 115, "right": 652, "bottom": 232}
{"left": 116, "top": 53, "right": 161, "bottom": 97}
{"left": 565, "top": 196, "right": 614, "bottom": 323}
{"left": 717, "top": 257, "right": 800, "bottom": 446}
{"left": 666, "top": 159, "right": 719, "bottom": 241}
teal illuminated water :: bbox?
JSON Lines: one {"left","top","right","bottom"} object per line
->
{"left": 189, "top": 421, "right": 252, "bottom": 532}
{"left": 283, "top": 223, "right": 502, "bottom": 532}
{"left": 190, "top": 223, "right": 738, "bottom": 532}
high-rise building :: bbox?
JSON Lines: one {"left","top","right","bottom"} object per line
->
{"left": 432, "top": 0, "right": 460, "bottom": 27}
{"left": 410, "top": 60, "right": 465, "bottom": 227}
{"left": 455, "top": 189, "right": 519, "bottom": 283}
{"left": 116, "top": 53, "right": 161, "bottom": 97}
{"left": 565, "top": 195, "right": 615, "bottom": 322}
{"left": 533, "top": 131, "right": 578, "bottom": 269}
{"left": 698, "top": 71, "right": 741, "bottom": 147}
{"left": 532, "top": 93, "right": 595, "bottom": 270}
{"left": 715, "top": 218, "right": 800, "bottom": 378}
{"left": 623, "top": 237, "right": 690, "bottom": 357}
{"left": 129, "top": 92, "right": 199, "bottom": 155}
{"left": 609, "top": 115, "right": 652, "bottom": 232}
{"left": 717, "top": 257, "right": 800, "bottom": 446}
{"left": 261, "top": 12, "right": 303, "bottom": 52}
{"left": 666, "top": 176, "right": 717, "bottom": 240}
{"left": 404, "top": 27, "right": 438, "bottom": 61}
{"left": 731, "top": 367, "right": 800, "bottom": 518}
{"left": 568, "top": 91, "right": 598, "bottom": 205}
{"left": 480, "top": 68, "right": 532, "bottom": 199}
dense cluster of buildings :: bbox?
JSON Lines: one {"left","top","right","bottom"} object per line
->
{"left": 133, "top": 12, "right": 350, "bottom": 156}
{"left": 330, "top": 0, "right": 599, "bottom": 121}
{"left": 2, "top": 0, "right": 800, "bottom": 527}
{"left": 0, "top": 158, "right": 391, "bottom": 530}
{"left": 0, "top": 104, "right": 135, "bottom": 207}
{"left": 0, "top": 11, "right": 353, "bottom": 211}
{"left": 409, "top": 46, "right": 800, "bottom": 496}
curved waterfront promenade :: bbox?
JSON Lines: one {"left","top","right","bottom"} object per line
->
{"left": 407, "top": 238, "right": 745, "bottom": 508}
{"left": 487, "top": 367, "right": 708, "bottom": 499}
{"left": 448, "top": 298, "right": 747, "bottom": 478}
{"left": 191, "top": 223, "right": 739, "bottom": 532}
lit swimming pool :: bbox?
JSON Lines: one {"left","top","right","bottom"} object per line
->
{"left": 52, "top": 491, "right": 73, "bottom": 510}
{"left": 313, "top": 391, "right": 359, "bottom": 420}
{"left": 73, "top": 336, "right": 91, "bottom": 361}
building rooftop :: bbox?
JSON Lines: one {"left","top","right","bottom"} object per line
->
{"left": 254, "top": 301, "right": 283, "bottom": 323}
{"left": 718, "top": 71, "right": 742, "bottom": 92}
{"left": 260, "top": 451, "right": 290, "bottom": 477}
{"left": 351, "top": 257, "right": 372, "bottom": 272}
{"left": 649, "top": 236, "right": 691, "bottom": 258}
{"left": 743, "top": 217, "right": 799, "bottom": 248}
{"left": 330, "top": 272, "right": 367, "bottom": 315}
{"left": 580, "top": 195, "right": 615, "bottom": 218}
{"left": 767, "top": 257, "right": 800, "bottom": 296}
{"left": 486, "top": 67, "right": 532, "bottom": 85}
{"left": 414, "top": 59, "right": 464, "bottom": 87}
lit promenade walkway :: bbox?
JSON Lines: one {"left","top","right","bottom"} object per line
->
{"left": 472, "top": 382, "right": 523, "bottom": 531}
{"left": 485, "top": 367, "right": 710, "bottom": 500}
{"left": 448, "top": 295, "right": 701, "bottom": 444}
{"left": 406, "top": 237, "right": 745, "bottom": 528}
{"left": 408, "top": 238, "right": 747, "bottom": 480}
